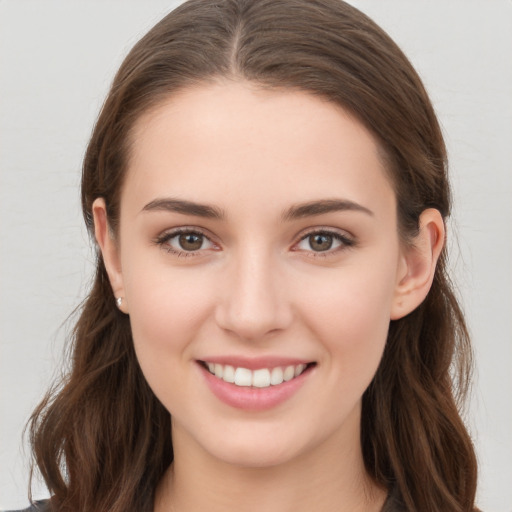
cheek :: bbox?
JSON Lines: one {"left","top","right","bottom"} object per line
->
{"left": 124, "top": 267, "right": 219, "bottom": 416}
{"left": 295, "top": 254, "right": 398, "bottom": 378}
{"left": 123, "top": 259, "right": 215, "bottom": 377}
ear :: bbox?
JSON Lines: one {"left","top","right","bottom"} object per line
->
{"left": 92, "top": 198, "right": 128, "bottom": 314}
{"left": 391, "top": 208, "right": 445, "bottom": 320}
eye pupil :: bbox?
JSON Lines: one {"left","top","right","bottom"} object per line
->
{"left": 309, "top": 233, "right": 333, "bottom": 251}
{"left": 179, "top": 233, "right": 203, "bottom": 251}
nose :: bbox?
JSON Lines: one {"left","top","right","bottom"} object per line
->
{"left": 215, "top": 249, "right": 293, "bottom": 341}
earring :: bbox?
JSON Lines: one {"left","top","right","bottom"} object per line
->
{"left": 116, "top": 297, "right": 123, "bottom": 308}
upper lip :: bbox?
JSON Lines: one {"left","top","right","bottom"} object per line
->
{"left": 198, "top": 356, "right": 314, "bottom": 370}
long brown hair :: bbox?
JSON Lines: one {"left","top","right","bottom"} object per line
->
{"left": 29, "top": 1, "right": 478, "bottom": 510}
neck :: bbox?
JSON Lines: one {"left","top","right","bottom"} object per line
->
{"left": 154, "top": 421, "right": 387, "bottom": 512}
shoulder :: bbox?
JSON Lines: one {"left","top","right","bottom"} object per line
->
{"left": 2, "top": 500, "right": 51, "bottom": 512}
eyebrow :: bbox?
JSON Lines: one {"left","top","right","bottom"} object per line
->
{"left": 141, "top": 197, "right": 373, "bottom": 221}
{"left": 141, "top": 198, "right": 225, "bottom": 219}
{"left": 282, "top": 199, "right": 374, "bottom": 221}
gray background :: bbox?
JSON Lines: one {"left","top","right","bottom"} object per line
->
{"left": 1, "top": 1, "right": 511, "bottom": 510}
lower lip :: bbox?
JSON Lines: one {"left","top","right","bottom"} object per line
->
{"left": 199, "top": 363, "right": 313, "bottom": 411}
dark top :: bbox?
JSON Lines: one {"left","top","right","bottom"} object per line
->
{"left": 5, "top": 488, "right": 405, "bottom": 511}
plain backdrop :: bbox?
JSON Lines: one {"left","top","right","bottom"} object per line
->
{"left": 1, "top": 1, "right": 511, "bottom": 510}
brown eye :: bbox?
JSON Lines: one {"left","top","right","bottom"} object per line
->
{"left": 156, "top": 229, "right": 216, "bottom": 256}
{"left": 178, "top": 233, "right": 204, "bottom": 251}
{"left": 294, "top": 230, "right": 353, "bottom": 255}
{"left": 308, "top": 233, "right": 333, "bottom": 251}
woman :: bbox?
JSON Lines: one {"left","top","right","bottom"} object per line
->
{"left": 17, "top": 0, "right": 478, "bottom": 510}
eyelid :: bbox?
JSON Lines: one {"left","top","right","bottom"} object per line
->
{"left": 153, "top": 226, "right": 220, "bottom": 256}
{"left": 291, "top": 227, "right": 356, "bottom": 254}
{"left": 153, "top": 225, "right": 356, "bottom": 258}
{"left": 296, "top": 225, "right": 355, "bottom": 239}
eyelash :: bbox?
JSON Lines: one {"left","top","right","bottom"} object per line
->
{"left": 293, "top": 229, "right": 356, "bottom": 258}
{"left": 153, "top": 227, "right": 355, "bottom": 258}
{"left": 153, "top": 227, "right": 216, "bottom": 258}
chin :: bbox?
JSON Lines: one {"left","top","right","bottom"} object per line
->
{"left": 212, "top": 443, "right": 295, "bottom": 469}
{"left": 198, "top": 424, "right": 316, "bottom": 469}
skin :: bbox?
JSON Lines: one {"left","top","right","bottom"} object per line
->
{"left": 94, "top": 81, "right": 444, "bottom": 512}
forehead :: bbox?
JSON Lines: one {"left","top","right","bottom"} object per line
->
{"left": 124, "top": 81, "right": 395, "bottom": 217}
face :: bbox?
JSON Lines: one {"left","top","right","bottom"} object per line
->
{"left": 97, "top": 81, "right": 415, "bottom": 469}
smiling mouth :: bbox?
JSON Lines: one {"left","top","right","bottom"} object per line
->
{"left": 199, "top": 361, "right": 316, "bottom": 388}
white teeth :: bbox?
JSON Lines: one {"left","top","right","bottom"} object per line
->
{"left": 295, "top": 363, "right": 306, "bottom": 377}
{"left": 223, "top": 365, "right": 235, "bottom": 383}
{"left": 214, "top": 363, "right": 223, "bottom": 378}
{"left": 252, "top": 369, "right": 271, "bottom": 388}
{"left": 234, "top": 367, "right": 252, "bottom": 387}
{"left": 205, "top": 362, "right": 309, "bottom": 388}
{"left": 283, "top": 365, "right": 295, "bottom": 381}
{"left": 270, "top": 367, "right": 284, "bottom": 385}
